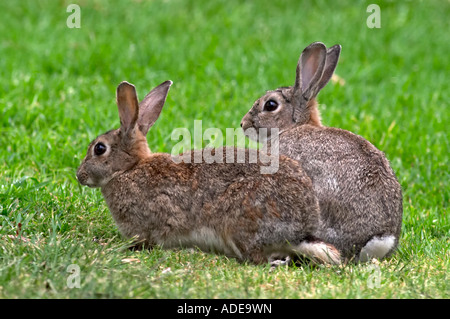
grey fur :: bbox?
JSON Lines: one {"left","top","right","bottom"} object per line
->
{"left": 77, "top": 81, "right": 341, "bottom": 265}
{"left": 241, "top": 42, "right": 403, "bottom": 261}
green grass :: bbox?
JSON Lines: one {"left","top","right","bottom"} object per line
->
{"left": 0, "top": 0, "right": 448, "bottom": 299}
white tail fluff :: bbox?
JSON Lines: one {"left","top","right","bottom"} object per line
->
{"left": 359, "top": 235, "right": 396, "bottom": 262}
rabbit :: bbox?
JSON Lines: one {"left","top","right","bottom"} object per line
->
{"left": 241, "top": 42, "right": 403, "bottom": 262}
{"left": 76, "top": 80, "right": 341, "bottom": 266}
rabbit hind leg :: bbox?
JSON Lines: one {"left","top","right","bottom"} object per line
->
{"left": 293, "top": 240, "right": 341, "bottom": 265}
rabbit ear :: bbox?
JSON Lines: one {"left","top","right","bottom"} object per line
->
{"left": 293, "top": 42, "right": 327, "bottom": 101}
{"left": 316, "top": 44, "right": 341, "bottom": 93}
{"left": 138, "top": 80, "right": 172, "bottom": 136}
{"left": 117, "top": 81, "right": 139, "bottom": 136}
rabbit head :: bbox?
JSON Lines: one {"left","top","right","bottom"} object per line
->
{"left": 76, "top": 81, "right": 172, "bottom": 188}
{"left": 241, "top": 42, "right": 341, "bottom": 141}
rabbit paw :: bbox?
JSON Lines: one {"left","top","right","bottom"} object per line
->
{"left": 269, "top": 255, "right": 291, "bottom": 271}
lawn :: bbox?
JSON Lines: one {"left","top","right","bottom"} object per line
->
{"left": 0, "top": 0, "right": 448, "bottom": 299}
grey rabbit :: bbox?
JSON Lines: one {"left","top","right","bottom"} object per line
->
{"left": 76, "top": 80, "right": 341, "bottom": 265}
{"left": 241, "top": 42, "right": 403, "bottom": 262}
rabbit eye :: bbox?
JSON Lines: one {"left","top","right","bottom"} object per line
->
{"left": 94, "top": 142, "right": 107, "bottom": 156}
{"left": 263, "top": 100, "right": 279, "bottom": 112}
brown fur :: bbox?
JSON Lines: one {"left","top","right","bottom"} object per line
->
{"left": 307, "top": 99, "right": 322, "bottom": 127}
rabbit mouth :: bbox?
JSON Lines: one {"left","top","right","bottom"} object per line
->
{"left": 76, "top": 170, "right": 97, "bottom": 188}
{"left": 76, "top": 167, "right": 117, "bottom": 188}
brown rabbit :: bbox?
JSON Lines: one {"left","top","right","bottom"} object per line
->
{"left": 76, "top": 80, "right": 341, "bottom": 265}
{"left": 241, "top": 42, "right": 403, "bottom": 262}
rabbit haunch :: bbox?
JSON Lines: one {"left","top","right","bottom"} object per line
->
{"left": 77, "top": 80, "right": 341, "bottom": 265}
